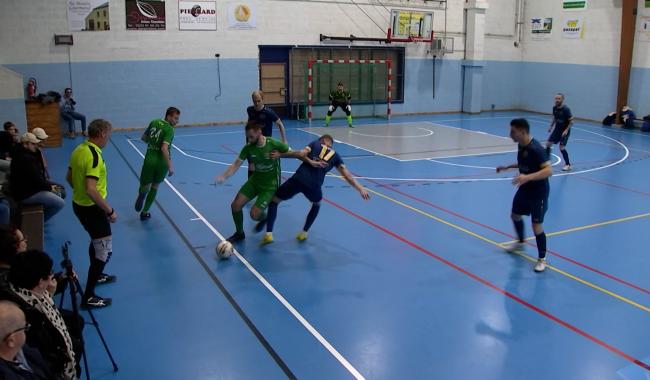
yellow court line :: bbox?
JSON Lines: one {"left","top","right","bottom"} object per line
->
{"left": 361, "top": 187, "right": 650, "bottom": 314}
{"left": 500, "top": 212, "right": 650, "bottom": 245}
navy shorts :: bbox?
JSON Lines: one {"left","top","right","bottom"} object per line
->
{"left": 275, "top": 177, "right": 322, "bottom": 203}
{"left": 548, "top": 127, "right": 570, "bottom": 146}
{"left": 512, "top": 190, "right": 548, "bottom": 224}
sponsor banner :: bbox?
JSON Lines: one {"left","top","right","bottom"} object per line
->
{"left": 68, "top": 0, "right": 110, "bottom": 31}
{"left": 126, "top": 0, "right": 166, "bottom": 30}
{"left": 531, "top": 17, "right": 553, "bottom": 40}
{"left": 227, "top": 3, "right": 255, "bottom": 29}
{"left": 179, "top": 1, "right": 217, "bottom": 30}
{"left": 562, "top": 16, "right": 584, "bottom": 39}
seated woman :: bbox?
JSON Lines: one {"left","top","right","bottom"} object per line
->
{"left": 3, "top": 250, "right": 80, "bottom": 380}
{"left": 9, "top": 133, "right": 64, "bottom": 221}
{"left": 0, "top": 225, "right": 28, "bottom": 289}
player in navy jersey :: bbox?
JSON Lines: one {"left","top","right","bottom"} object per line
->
{"left": 246, "top": 90, "right": 288, "bottom": 178}
{"left": 497, "top": 118, "right": 553, "bottom": 272}
{"left": 545, "top": 93, "right": 574, "bottom": 171}
{"left": 259, "top": 134, "right": 370, "bottom": 245}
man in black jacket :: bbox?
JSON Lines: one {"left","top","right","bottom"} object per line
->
{"left": 9, "top": 133, "right": 64, "bottom": 221}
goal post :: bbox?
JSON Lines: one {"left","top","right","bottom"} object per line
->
{"left": 307, "top": 59, "right": 392, "bottom": 125}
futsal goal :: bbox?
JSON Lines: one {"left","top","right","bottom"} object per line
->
{"left": 306, "top": 59, "right": 392, "bottom": 125}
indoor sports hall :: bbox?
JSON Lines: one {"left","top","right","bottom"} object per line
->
{"left": 1, "top": 1, "right": 649, "bottom": 379}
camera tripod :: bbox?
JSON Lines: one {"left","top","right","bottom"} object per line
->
{"left": 58, "top": 241, "right": 118, "bottom": 380}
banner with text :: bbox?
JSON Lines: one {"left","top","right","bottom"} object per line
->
{"left": 179, "top": 1, "right": 217, "bottom": 30}
{"left": 530, "top": 17, "right": 553, "bottom": 40}
{"left": 562, "top": 16, "right": 584, "bottom": 39}
{"left": 126, "top": 0, "right": 166, "bottom": 30}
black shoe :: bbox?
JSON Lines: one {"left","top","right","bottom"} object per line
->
{"left": 226, "top": 231, "right": 245, "bottom": 243}
{"left": 140, "top": 212, "right": 151, "bottom": 221}
{"left": 254, "top": 218, "right": 267, "bottom": 233}
{"left": 81, "top": 296, "right": 112, "bottom": 309}
{"left": 97, "top": 273, "right": 117, "bottom": 285}
{"left": 135, "top": 193, "right": 146, "bottom": 212}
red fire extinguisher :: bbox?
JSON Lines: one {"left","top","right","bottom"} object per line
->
{"left": 26, "top": 78, "right": 37, "bottom": 99}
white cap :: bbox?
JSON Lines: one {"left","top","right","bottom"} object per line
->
{"left": 31, "top": 128, "right": 49, "bottom": 140}
{"left": 21, "top": 132, "right": 40, "bottom": 144}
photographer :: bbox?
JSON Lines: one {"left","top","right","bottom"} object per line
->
{"left": 60, "top": 88, "right": 87, "bottom": 138}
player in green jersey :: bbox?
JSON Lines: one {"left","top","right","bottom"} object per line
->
{"left": 216, "top": 121, "right": 302, "bottom": 243}
{"left": 135, "top": 107, "right": 180, "bottom": 220}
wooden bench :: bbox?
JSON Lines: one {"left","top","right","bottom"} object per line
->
{"left": 20, "top": 204, "right": 44, "bottom": 251}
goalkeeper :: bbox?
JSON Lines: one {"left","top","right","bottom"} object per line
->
{"left": 325, "top": 82, "right": 353, "bottom": 128}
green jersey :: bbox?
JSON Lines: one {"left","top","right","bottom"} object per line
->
{"left": 144, "top": 119, "right": 174, "bottom": 157}
{"left": 238, "top": 137, "right": 289, "bottom": 185}
{"left": 329, "top": 89, "right": 351, "bottom": 103}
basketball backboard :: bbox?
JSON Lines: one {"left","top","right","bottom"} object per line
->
{"left": 390, "top": 9, "right": 433, "bottom": 41}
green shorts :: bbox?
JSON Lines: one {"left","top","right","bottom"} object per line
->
{"left": 238, "top": 179, "right": 278, "bottom": 210}
{"left": 140, "top": 155, "right": 168, "bottom": 185}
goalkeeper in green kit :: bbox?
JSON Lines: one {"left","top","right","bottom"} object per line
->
{"left": 135, "top": 107, "right": 180, "bottom": 220}
{"left": 325, "top": 82, "right": 353, "bottom": 128}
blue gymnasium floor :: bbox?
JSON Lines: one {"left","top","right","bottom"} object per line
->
{"left": 40, "top": 112, "right": 650, "bottom": 379}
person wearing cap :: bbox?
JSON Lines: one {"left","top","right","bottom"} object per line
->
{"left": 30, "top": 128, "right": 66, "bottom": 200}
{"left": 8, "top": 133, "right": 64, "bottom": 221}
{"left": 30, "top": 128, "right": 49, "bottom": 178}
{"left": 60, "top": 88, "right": 87, "bottom": 138}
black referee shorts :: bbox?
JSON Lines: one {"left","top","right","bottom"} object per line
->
{"left": 73, "top": 202, "right": 112, "bottom": 239}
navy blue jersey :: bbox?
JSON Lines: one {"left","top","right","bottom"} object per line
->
{"left": 247, "top": 106, "right": 279, "bottom": 137}
{"left": 293, "top": 140, "right": 343, "bottom": 187}
{"left": 517, "top": 138, "right": 550, "bottom": 198}
{"left": 553, "top": 105, "right": 573, "bottom": 131}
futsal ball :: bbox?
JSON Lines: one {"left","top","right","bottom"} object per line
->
{"left": 216, "top": 240, "right": 233, "bottom": 259}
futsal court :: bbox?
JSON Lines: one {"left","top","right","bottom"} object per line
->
{"left": 40, "top": 112, "right": 650, "bottom": 379}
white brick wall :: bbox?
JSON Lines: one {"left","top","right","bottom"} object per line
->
{"left": 522, "top": 0, "right": 650, "bottom": 68}
{"left": 0, "top": 0, "right": 474, "bottom": 63}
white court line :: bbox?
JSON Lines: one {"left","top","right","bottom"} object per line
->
{"left": 527, "top": 123, "right": 630, "bottom": 177}
{"left": 430, "top": 153, "right": 563, "bottom": 170}
{"left": 528, "top": 116, "right": 650, "bottom": 139}
{"left": 299, "top": 125, "right": 629, "bottom": 182}
{"left": 418, "top": 149, "right": 517, "bottom": 161}
{"left": 126, "top": 139, "right": 365, "bottom": 380}
{"left": 350, "top": 127, "right": 434, "bottom": 138}
{"left": 171, "top": 123, "right": 629, "bottom": 183}
{"left": 300, "top": 123, "right": 514, "bottom": 162}
{"left": 299, "top": 128, "right": 403, "bottom": 162}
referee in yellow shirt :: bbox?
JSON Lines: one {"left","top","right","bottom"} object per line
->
{"left": 66, "top": 119, "right": 117, "bottom": 309}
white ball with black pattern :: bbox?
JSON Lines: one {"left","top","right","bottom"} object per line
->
{"left": 216, "top": 240, "right": 233, "bottom": 259}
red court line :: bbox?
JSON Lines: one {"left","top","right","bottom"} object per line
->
{"left": 221, "top": 144, "right": 239, "bottom": 155}
{"left": 351, "top": 172, "right": 650, "bottom": 297}
{"left": 322, "top": 197, "right": 650, "bottom": 371}
{"left": 575, "top": 175, "right": 650, "bottom": 197}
